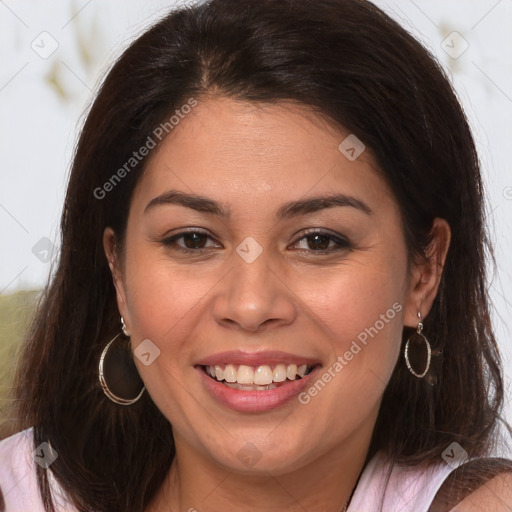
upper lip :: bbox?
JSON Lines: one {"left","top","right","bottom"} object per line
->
{"left": 195, "top": 350, "right": 322, "bottom": 367}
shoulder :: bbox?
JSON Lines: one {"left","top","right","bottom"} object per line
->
{"left": 430, "top": 456, "right": 512, "bottom": 512}
{"left": 350, "top": 450, "right": 512, "bottom": 512}
{"left": 0, "top": 428, "right": 76, "bottom": 512}
{"left": 0, "top": 428, "right": 44, "bottom": 511}
{"left": 0, "top": 427, "right": 35, "bottom": 474}
{"left": 348, "top": 450, "right": 458, "bottom": 511}
{"left": 446, "top": 470, "right": 512, "bottom": 511}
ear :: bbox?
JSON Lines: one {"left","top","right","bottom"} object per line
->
{"left": 403, "top": 218, "right": 451, "bottom": 328}
{"left": 103, "top": 227, "right": 131, "bottom": 331}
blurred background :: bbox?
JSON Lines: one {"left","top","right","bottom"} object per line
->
{"left": 1, "top": 0, "right": 511, "bottom": 440}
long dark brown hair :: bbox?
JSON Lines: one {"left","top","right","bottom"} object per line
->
{"left": 3, "top": 0, "right": 511, "bottom": 510}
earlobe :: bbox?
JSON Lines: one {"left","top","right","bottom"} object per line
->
{"left": 403, "top": 218, "right": 451, "bottom": 327}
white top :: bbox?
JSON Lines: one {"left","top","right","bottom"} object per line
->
{"left": 347, "top": 449, "right": 464, "bottom": 511}
{"left": 0, "top": 428, "right": 471, "bottom": 511}
{"left": 0, "top": 429, "right": 75, "bottom": 511}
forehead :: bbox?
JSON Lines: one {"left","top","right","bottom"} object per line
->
{"left": 133, "top": 96, "right": 395, "bottom": 217}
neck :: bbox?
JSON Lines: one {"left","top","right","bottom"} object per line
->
{"left": 149, "top": 426, "right": 374, "bottom": 512}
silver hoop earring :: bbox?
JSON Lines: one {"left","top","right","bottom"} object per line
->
{"left": 404, "top": 312, "right": 431, "bottom": 379}
{"left": 99, "top": 332, "right": 145, "bottom": 405}
{"left": 121, "top": 316, "right": 130, "bottom": 337}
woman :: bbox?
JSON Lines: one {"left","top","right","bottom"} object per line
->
{"left": 1, "top": 0, "right": 511, "bottom": 510}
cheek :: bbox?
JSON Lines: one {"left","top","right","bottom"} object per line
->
{"left": 304, "top": 258, "right": 405, "bottom": 340}
{"left": 122, "top": 252, "right": 208, "bottom": 420}
{"left": 298, "top": 251, "right": 407, "bottom": 394}
{"left": 121, "top": 246, "right": 212, "bottom": 373}
{"left": 288, "top": 264, "right": 406, "bottom": 445}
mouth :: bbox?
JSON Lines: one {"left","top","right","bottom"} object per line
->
{"left": 201, "top": 363, "right": 317, "bottom": 391}
{"left": 194, "top": 352, "right": 322, "bottom": 412}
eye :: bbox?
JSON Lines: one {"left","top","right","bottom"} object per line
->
{"left": 161, "top": 229, "right": 220, "bottom": 252}
{"left": 160, "top": 228, "right": 351, "bottom": 255}
{"left": 291, "top": 230, "right": 351, "bottom": 253}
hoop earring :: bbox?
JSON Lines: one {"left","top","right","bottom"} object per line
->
{"left": 121, "top": 316, "right": 130, "bottom": 337}
{"left": 404, "top": 312, "right": 431, "bottom": 379}
{"left": 99, "top": 331, "right": 145, "bottom": 406}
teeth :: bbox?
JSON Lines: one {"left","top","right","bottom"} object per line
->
{"left": 224, "top": 365, "right": 237, "bottom": 383}
{"left": 224, "top": 382, "right": 278, "bottom": 391}
{"left": 237, "top": 365, "right": 254, "bottom": 385}
{"left": 273, "top": 364, "right": 287, "bottom": 382}
{"left": 205, "top": 363, "right": 312, "bottom": 385}
{"left": 286, "top": 364, "right": 297, "bottom": 380}
{"left": 254, "top": 365, "right": 273, "bottom": 385}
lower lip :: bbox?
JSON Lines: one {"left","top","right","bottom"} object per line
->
{"left": 196, "top": 366, "right": 320, "bottom": 413}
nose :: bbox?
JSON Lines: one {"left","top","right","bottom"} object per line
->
{"left": 211, "top": 248, "right": 297, "bottom": 333}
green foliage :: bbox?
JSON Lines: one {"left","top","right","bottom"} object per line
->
{"left": 0, "top": 290, "right": 40, "bottom": 439}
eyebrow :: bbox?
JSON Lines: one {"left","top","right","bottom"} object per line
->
{"left": 144, "top": 189, "right": 373, "bottom": 218}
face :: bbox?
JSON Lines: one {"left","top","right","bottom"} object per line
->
{"left": 104, "top": 96, "right": 442, "bottom": 475}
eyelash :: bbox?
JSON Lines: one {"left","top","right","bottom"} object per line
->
{"left": 160, "top": 228, "right": 352, "bottom": 255}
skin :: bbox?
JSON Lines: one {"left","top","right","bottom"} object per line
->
{"left": 452, "top": 474, "right": 512, "bottom": 511}
{"left": 103, "top": 96, "right": 451, "bottom": 512}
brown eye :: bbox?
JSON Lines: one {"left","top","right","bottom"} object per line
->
{"left": 180, "top": 232, "right": 208, "bottom": 249}
{"left": 292, "top": 230, "right": 351, "bottom": 253}
{"left": 161, "top": 229, "right": 220, "bottom": 252}
{"left": 306, "top": 233, "right": 331, "bottom": 250}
